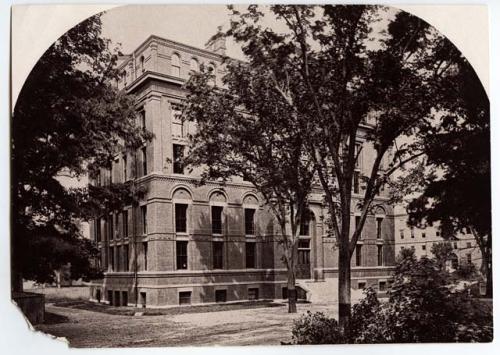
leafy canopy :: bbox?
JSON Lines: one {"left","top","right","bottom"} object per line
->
{"left": 12, "top": 14, "right": 151, "bottom": 286}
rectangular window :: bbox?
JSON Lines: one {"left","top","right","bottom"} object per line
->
{"left": 96, "top": 218, "right": 101, "bottom": 242}
{"left": 116, "top": 245, "right": 122, "bottom": 272}
{"left": 114, "top": 291, "right": 120, "bottom": 307}
{"left": 354, "top": 143, "right": 362, "bottom": 168}
{"left": 143, "top": 242, "right": 148, "bottom": 271}
{"left": 355, "top": 244, "right": 362, "bottom": 267}
{"left": 140, "top": 292, "right": 147, "bottom": 308}
{"left": 467, "top": 253, "right": 472, "bottom": 265}
{"left": 124, "top": 244, "right": 129, "bottom": 271}
{"left": 399, "top": 230, "right": 404, "bottom": 239}
{"left": 115, "top": 214, "right": 120, "bottom": 239}
{"left": 353, "top": 171, "right": 360, "bottom": 194}
{"left": 245, "top": 242, "right": 256, "bottom": 268}
{"left": 411, "top": 227, "right": 415, "bottom": 238}
{"left": 122, "top": 211, "right": 128, "bottom": 238}
{"left": 422, "top": 244, "right": 426, "bottom": 251}
{"left": 466, "top": 242, "right": 472, "bottom": 249}
{"left": 211, "top": 206, "right": 223, "bottom": 235}
{"left": 213, "top": 242, "right": 224, "bottom": 269}
{"left": 121, "top": 291, "right": 128, "bottom": 306}
{"left": 175, "top": 204, "right": 188, "bottom": 233}
{"left": 282, "top": 287, "right": 288, "bottom": 299}
{"left": 179, "top": 291, "right": 191, "bottom": 305}
{"left": 139, "top": 110, "right": 146, "bottom": 132}
{"left": 465, "top": 227, "right": 472, "bottom": 234}
{"left": 248, "top": 288, "right": 259, "bottom": 300}
{"left": 355, "top": 216, "right": 361, "bottom": 239}
{"left": 141, "top": 205, "right": 147, "bottom": 235}
{"left": 109, "top": 246, "right": 114, "bottom": 271}
{"left": 215, "top": 289, "right": 227, "bottom": 303}
{"left": 358, "top": 281, "right": 366, "bottom": 290}
{"left": 422, "top": 233, "right": 426, "bottom": 238}
{"left": 141, "top": 146, "right": 147, "bottom": 176}
{"left": 109, "top": 215, "right": 114, "bottom": 240}
{"left": 244, "top": 208, "right": 255, "bottom": 235}
{"left": 377, "top": 245, "right": 383, "bottom": 266}
{"left": 176, "top": 241, "right": 188, "bottom": 270}
{"left": 122, "top": 154, "right": 127, "bottom": 181}
{"left": 454, "top": 242, "right": 458, "bottom": 249}
{"left": 376, "top": 217, "right": 383, "bottom": 239}
{"left": 173, "top": 144, "right": 184, "bottom": 174}
{"left": 436, "top": 230, "right": 441, "bottom": 237}
{"left": 298, "top": 239, "right": 310, "bottom": 265}
{"left": 379, "top": 281, "right": 387, "bottom": 292}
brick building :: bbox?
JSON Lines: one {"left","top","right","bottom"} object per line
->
{"left": 394, "top": 208, "right": 482, "bottom": 270}
{"left": 89, "top": 35, "right": 396, "bottom": 307}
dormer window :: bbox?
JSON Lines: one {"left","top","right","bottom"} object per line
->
{"left": 172, "top": 53, "right": 181, "bottom": 77}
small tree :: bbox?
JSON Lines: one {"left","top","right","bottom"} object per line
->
{"left": 184, "top": 63, "right": 315, "bottom": 313}
{"left": 431, "top": 242, "right": 455, "bottom": 272}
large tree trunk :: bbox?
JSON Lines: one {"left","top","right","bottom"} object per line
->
{"left": 338, "top": 237, "right": 351, "bottom": 330}
{"left": 287, "top": 264, "right": 297, "bottom": 313}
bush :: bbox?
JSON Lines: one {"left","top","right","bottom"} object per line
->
{"left": 291, "top": 311, "right": 345, "bottom": 344}
{"left": 454, "top": 262, "right": 478, "bottom": 280}
{"left": 289, "top": 252, "right": 493, "bottom": 344}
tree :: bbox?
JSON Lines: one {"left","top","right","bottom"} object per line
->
{"left": 407, "top": 54, "right": 491, "bottom": 296}
{"left": 430, "top": 242, "right": 455, "bottom": 272}
{"left": 218, "top": 5, "right": 465, "bottom": 328}
{"left": 183, "top": 60, "right": 315, "bottom": 313}
{"left": 11, "top": 14, "right": 151, "bottom": 291}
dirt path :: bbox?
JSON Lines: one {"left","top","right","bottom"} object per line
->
{"left": 37, "top": 302, "right": 338, "bottom": 347}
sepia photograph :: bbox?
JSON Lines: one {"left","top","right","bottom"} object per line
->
{"left": 7, "top": 2, "right": 493, "bottom": 349}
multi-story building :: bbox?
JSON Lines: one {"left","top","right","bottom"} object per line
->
{"left": 394, "top": 207, "right": 482, "bottom": 270}
{"left": 89, "top": 35, "right": 396, "bottom": 307}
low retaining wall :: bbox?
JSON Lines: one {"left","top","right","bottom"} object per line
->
{"left": 12, "top": 292, "right": 45, "bottom": 325}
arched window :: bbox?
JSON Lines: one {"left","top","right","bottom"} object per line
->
{"left": 190, "top": 58, "right": 199, "bottom": 72}
{"left": 172, "top": 53, "right": 181, "bottom": 77}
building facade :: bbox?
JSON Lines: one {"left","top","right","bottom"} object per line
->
{"left": 394, "top": 208, "right": 482, "bottom": 270}
{"left": 89, "top": 35, "right": 396, "bottom": 307}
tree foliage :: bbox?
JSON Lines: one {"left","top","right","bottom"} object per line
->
{"left": 406, "top": 35, "right": 491, "bottom": 296}
{"left": 291, "top": 251, "right": 493, "bottom": 344}
{"left": 11, "top": 14, "right": 151, "bottom": 289}
{"left": 185, "top": 4, "right": 476, "bottom": 325}
{"left": 184, "top": 46, "right": 315, "bottom": 313}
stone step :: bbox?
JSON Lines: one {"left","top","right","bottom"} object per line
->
{"left": 296, "top": 279, "right": 365, "bottom": 304}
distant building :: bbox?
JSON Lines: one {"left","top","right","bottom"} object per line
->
{"left": 394, "top": 207, "right": 482, "bottom": 270}
{"left": 89, "top": 35, "right": 396, "bottom": 308}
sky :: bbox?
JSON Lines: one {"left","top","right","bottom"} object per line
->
{"left": 99, "top": 5, "right": 395, "bottom": 59}
{"left": 100, "top": 5, "right": 246, "bottom": 60}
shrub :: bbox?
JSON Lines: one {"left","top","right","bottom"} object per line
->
{"left": 291, "top": 311, "right": 345, "bottom": 344}
{"left": 289, "top": 252, "right": 493, "bottom": 344}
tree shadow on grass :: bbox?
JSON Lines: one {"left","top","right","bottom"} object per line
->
{"left": 44, "top": 311, "right": 71, "bottom": 324}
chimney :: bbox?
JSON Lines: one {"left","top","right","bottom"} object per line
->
{"left": 205, "top": 34, "right": 226, "bottom": 56}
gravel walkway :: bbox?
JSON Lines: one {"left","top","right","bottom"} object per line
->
{"left": 36, "top": 301, "right": 338, "bottom": 347}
